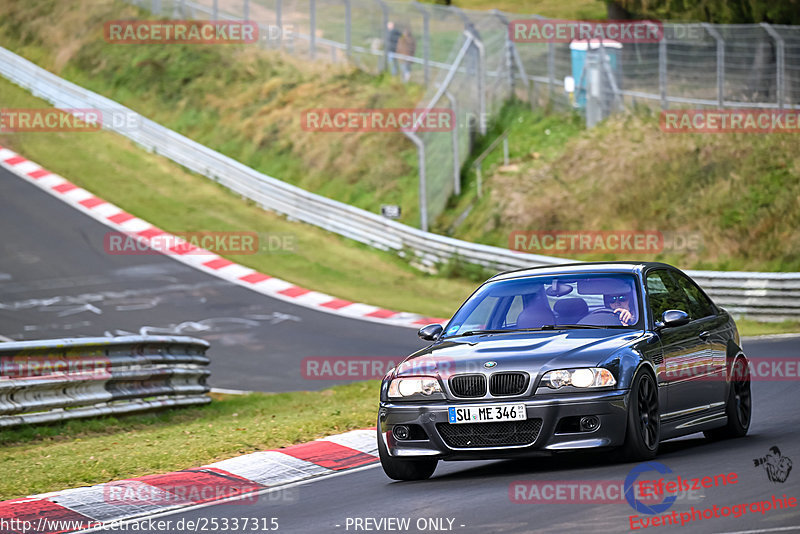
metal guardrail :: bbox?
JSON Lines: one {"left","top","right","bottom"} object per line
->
{"left": 0, "top": 47, "right": 798, "bottom": 320}
{"left": 0, "top": 336, "right": 211, "bottom": 427}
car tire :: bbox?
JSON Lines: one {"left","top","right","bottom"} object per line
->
{"left": 620, "top": 369, "right": 660, "bottom": 461}
{"left": 704, "top": 356, "right": 751, "bottom": 440}
{"left": 377, "top": 426, "right": 438, "bottom": 481}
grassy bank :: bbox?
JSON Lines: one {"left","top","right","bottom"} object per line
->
{"left": 0, "top": 382, "right": 378, "bottom": 500}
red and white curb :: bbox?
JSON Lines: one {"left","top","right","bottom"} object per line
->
{"left": 0, "top": 428, "right": 378, "bottom": 533}
{"left": 0, "top": 146, "right": 446, "bottom": 329}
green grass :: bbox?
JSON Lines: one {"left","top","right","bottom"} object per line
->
{"left": 0, "top": 383, "right": 378, "bottom": 500}
{"left": 0, "top": 75, "right": 478, "bottom": 319}
{"left": 438, "top": 104, "right": 800, "bottom": 273}
{"left": 736, "top": 319, "right": 800, "bottom": 338}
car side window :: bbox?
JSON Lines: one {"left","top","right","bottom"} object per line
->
{"left": 673, "top": 272, "right": 715, "bottom": 320}
{"left": 646, "top": 270, "right": 689, "bottom": 324}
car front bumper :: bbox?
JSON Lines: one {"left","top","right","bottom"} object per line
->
{"left": 378, "top": 389, "right": 630, "bottom": 460}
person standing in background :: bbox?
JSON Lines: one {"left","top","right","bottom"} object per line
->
{"left": 386, "top": 21, "right": 402, "bottom": 76}
{"left": 397, "top": 28, "right": 417, "bottom": 83}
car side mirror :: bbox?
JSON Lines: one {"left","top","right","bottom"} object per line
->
{"left": 657, "top": 309, "right": 690, "bottom": 329}
{"left": 418, "top": 323, "right": 443, "bottom": 341}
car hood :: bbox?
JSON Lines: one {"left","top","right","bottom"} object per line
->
{"left": 396, "top": 330, "right": 644, "bottom": 379}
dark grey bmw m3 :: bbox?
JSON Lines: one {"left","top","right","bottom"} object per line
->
{"left": 377, "top": 262, "right": 753, "bottom": 480}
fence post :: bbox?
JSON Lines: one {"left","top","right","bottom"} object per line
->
{"left": 344, "top": 0, "right": 352, "bottom": 58}
{"left": 276, "top": 0, "right": 283, "bottom": 50}
{"left": 374, "top": 0, "right": 390, "bottom": 73}
{"left": 547, "top": 43, "right": 555, "bottom": 102}
{"left": 702, "top": 23, "right": 725, "bottom": 108}
{"left": 585, "top": 50, "right": 602, "bottom": 128}
{"left": 243, "top": 0, "right": 249, "bottom": 21}
{"left": 659, "top": 36, "right": 668, "bottom": 109}
{"left": 411, "top": 2, "right": 431, "bottom": 86}
{"left": 444, "top": 90, "right": 460, "bottom": 196}
{"left": 761, "top": 23, "right": 785, "bottom": 109}
{"left": 212, "top": 0, "right": 218, "bottom": 20}
{"left": 309, "top": 0, "right": 316, "bottom": 60}
{"left": 403, "top": 132, "right": 428, "bottom": 232}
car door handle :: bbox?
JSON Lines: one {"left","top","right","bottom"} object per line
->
{"left": 699, "top": 331, "right": 711, "bottom": 341}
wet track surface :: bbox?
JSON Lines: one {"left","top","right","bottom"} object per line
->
{"left": 3, "top": 165, "right": 799, "bottom": 533}
{"left": 0, "top": 166, "right": 424, "bottom": 392}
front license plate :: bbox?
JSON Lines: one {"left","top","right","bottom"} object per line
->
{"left": 448, "top": 404, "right": 526, "bottom": 424}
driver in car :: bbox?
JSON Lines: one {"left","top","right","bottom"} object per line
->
{"left": 605, "top": 292, "right": 636, "bottom": 326}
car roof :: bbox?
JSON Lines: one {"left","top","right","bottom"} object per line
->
{"left": 489, "top": 261, "right": 678, "bottom": 282}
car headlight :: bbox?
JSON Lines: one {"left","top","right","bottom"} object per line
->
{"left": 540, "top": 368, "right": 616, "bottom": 389}
{"left": 388, "top": 377, "right": 442, "bottom": 398}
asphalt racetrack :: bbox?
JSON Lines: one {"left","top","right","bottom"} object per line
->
{"left": 0, "top": 166, "right": 424, "bottom": 392}
{"left": 2, "top": 165, "right": 799, "bottom": 534}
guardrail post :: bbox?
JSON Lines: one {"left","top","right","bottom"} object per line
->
{"left": 703, "top": 24, "right": 725, "bottom": 108}
{"left": 344, "top": 0, "right": 352, "bottom": 58}
{"left": 309, "top": 0, "right": 316, "bottom": 60}
{"left": 761, "top": 23, "right": 785, "bottom": 109}
{"left": 659, "top": 37, "right": 668, "bottom": 109}
{"left": 411, "top": 2, "right": 431, "bottom": 86}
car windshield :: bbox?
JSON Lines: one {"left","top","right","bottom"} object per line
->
{"left": 443, "top": 273, "right": 642, "bottom": 337}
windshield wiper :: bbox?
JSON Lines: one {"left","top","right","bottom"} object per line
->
{"left": 552, "top": 324, "right": 608, "bottom": 329}
{"left": 454, "top": 326, "right": 563, "bottom": 337}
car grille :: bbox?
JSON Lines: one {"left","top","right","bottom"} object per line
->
{"left": 449, "top": 374, "right": 486, "bottom": 398}
{"left": 436, "top": 419, "right": 543, "bottom": 448}
{"left": 489, "top": 372, "right": 529, "bottom": 396}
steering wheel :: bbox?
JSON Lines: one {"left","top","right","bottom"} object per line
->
{"left": 578, "top": 308, "right": 622, "bottom": 326}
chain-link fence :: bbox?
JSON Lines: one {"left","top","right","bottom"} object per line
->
{"left": 128, "top": 0, "right": 800, "bottom": 230}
